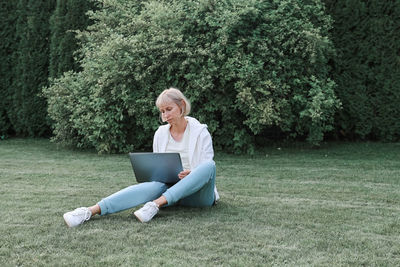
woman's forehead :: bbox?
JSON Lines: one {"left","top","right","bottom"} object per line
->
{"left": 158, "top": 101, "right": 178, "bottom": 110}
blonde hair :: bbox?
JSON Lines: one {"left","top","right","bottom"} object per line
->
{"left": 156, "top": 87, "right": 191, "bottom": 117}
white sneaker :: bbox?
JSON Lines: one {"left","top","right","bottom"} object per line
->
{"left": 214, "top": 187, "right": 220, "bottom": 203}
{"left": 134, "top": 202, "right": 159, "bottom": 223}
{"left": 63, "top": 207, "right": 92, "bottom": 227}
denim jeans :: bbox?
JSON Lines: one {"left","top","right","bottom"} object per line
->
{"left": 98, "top": 161, "right": 216, "bottom": 215}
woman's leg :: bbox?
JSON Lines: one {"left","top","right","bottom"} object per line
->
{"left": 177, "top": 176, "right": 215, "bottom": 207}
{"left": 97, "top": 181, "right": 168, "bottom": 215}
{"left": 161, "top": 160, "right": 216, "bottom": 207}
{"left": 133, "top": 161, "right": 216, "bottom": 223}
{"left": 63, "top": 182, "right": 168, "bottom": 227}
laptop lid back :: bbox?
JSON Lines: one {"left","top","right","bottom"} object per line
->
{"left": 129, "top": 152, "right": 182, "bottom": 184}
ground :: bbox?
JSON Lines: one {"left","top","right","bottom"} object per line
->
{"left": 1, "top": 139, "right": 399, "bottom": 266}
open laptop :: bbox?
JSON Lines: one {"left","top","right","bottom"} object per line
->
{"left": 129, "top": 152, "right": 183, "bottom": 184}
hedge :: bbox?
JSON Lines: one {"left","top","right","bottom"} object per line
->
{"left": 0, "top": 0, "right": 92, "bottom": 138}
{"left": 0, "top": 1, "right": 18, "bottom": 138}
{"left": 324, "top": 0, "right": 400, "bottom": 141}
{"left": 49, "top": 0, "right": 94, "bottom": 79}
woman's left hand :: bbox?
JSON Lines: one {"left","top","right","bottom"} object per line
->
{"left": 178, "top": 170, "right": 191, "bottom": 179}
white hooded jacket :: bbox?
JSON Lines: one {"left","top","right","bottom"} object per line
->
{"left": 152, "top": 116, "right": 219, "bottom": 201}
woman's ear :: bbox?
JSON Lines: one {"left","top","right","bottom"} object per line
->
{"left": 181, "top": 100, "right": 186, "bottom": 115}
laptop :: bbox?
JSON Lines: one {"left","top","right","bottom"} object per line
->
{"left": 129, "top": 152, "right": 183, "bottom": 184}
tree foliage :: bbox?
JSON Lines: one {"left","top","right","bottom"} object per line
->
{"left": 4, "top": 0, "right": 55, "bottom": 137}
{"left": 44, "top": 0, "right": 340, "bottom": 153}
{"left": 0, "top": 1, "right": 17, "bottom": 138}
{"left": 324, "top": 0, "right": 400, "bottom": 141}
{"left": 0, "top": 0, "right": 93, "bottom": 138}
{"left": 49, "top": 0, "right": 94, "bottom": 79}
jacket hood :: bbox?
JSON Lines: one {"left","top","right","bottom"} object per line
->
{"left": 158, "top": 116, "right": 207, "bottom": 135}
{"left": 185, "top": 116, "right": 207, "bottom": 134}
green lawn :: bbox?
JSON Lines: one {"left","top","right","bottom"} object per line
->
{"left": 1, "top": 139, "right": 399, "bottom": 266}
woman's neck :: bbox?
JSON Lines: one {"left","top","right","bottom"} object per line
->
{"left": 170, "top": 117, "right": 187, "bottom": 135}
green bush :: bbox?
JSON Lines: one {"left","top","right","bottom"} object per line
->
{"left": 324, "top": 0, "right": 400, "bottom": 141}
{"left": 44, "top": 0, "right": 340, "bottom": 153}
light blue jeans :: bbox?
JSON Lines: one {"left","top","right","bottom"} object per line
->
{"left": 98, "top": 161, "right": 216, "bottom": 215}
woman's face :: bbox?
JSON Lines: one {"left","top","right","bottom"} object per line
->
{"left": 159, "top": 101, "right": 182, "bottom": 125}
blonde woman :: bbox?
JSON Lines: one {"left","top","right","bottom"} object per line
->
{"left": 63, "top": 88, "right": 219, "bottom": 227}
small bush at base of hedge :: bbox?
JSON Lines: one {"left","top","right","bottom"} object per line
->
{"left": 44, "top": 0, "right": 340, "bottom": 153}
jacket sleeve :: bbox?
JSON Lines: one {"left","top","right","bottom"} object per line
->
{"left": 199, "top": 128, "right": 214, "bottom": 163}
{"left": 153, "top": 129, "right": 159, "bottom": 153}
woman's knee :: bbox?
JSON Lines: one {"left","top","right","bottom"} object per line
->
{"left": 140, "top": 181, "right": 169, "bottom": 194}
{"left": 186, "top": 160, "right": 216, "bottom": 184}
{"left": 196, "top": 160, "right": 216, "bottom": 173}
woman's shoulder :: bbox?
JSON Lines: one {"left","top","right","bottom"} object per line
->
{"left": 154, "top": 124, "right": 170, "bottom": 135}
{"left": 186, "top": 116, "right": 212, "bottom": 140}
{"left": 186, "top": 116, "right": 207, "bottom": 129}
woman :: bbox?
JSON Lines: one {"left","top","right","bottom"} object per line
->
{"left": 63, "top": 88, "right": 219, "bottom": 227}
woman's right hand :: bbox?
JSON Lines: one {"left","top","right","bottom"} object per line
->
{"left": 178, "top": 170, "right": 191, "bottom": 179}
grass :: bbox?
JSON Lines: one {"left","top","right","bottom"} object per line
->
{"left": 1, "top": 139, "right": 400, "bottom": 266}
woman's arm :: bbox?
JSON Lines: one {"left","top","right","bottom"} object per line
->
{"left": 199, "top": 129, "right": 214, "bottom": 162}
{"left": 179, "top": 128, "right": 214, "bottom": 179}
{"left": 153, "top": 128, "right": 162, "bottom": 152}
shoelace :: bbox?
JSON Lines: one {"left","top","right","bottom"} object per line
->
{"left": 74, "top": 208, "right": 91, "bottom": 221}
{"left": 143, "top": 202, "right": 158, "bottom": 214}
{"left": 84, "top": 210, "right": 91, "bottom": 221}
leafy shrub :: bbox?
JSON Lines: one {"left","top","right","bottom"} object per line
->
{"left": 44, "top": 0, "right": 340, "bottom": 153}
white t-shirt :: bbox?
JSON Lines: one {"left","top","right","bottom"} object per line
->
{"left": 166, "top": 123, "right": 191, "bottom": 170}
